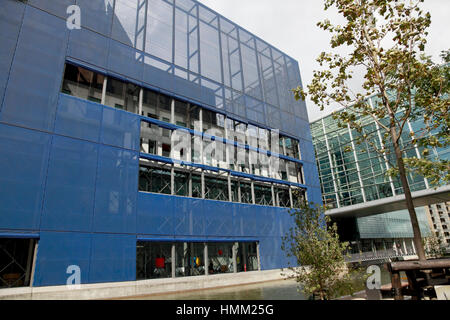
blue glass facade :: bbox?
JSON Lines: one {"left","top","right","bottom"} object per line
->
{"left": 0, "top": 0, "right": 320, "bottom": 287}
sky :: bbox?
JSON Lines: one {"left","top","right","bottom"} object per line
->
{"left": 199, "top": 0, "right": 450, "bottom": 122}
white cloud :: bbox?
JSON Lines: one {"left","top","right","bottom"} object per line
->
{"left": 199, "top": 0, "right": 450, "bottom": 122}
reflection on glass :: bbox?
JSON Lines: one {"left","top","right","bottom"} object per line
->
{"left": 136, "top": 242, "right": 173, "bottom": 279}
{"left": 61, "top": 64, "right": 104, "bottom": 103}
{"left": 176, "top": 242, "right": 205, "bottom": 277}
{"left": 105, "top": 78, "right": 140, "bottom": 113}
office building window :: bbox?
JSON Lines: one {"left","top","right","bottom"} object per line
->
{"left": 104, "top": 78, "right": 140, "bottom": 113}
{"left": 61, "top": 64, "right": 104, "bottom": 103}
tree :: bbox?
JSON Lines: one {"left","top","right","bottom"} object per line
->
{"left": 281, "top": 199, "right": 362, "bottom": 300}
{"left": 423, "top": 232, "right": 446, "bottom": 259}
{"left": 294, "top": 0, "right": 450, "bottom": 261}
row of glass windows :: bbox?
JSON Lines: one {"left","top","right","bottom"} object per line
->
{"left": 136, "top": 241, "right": 259, "bottom": 280}
{"left": 311, "top": 112, "right": 435, "bottom": 209}
{"left": 61, "top": 63, "right": 304, "bottom": 185}
{"left": 138, "top": 161, "right": 303, "bottom": 208}
{"left": 62, "top": 63, "right": 300, "bottom": 158}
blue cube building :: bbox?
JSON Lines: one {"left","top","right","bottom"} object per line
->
{"left": 0, "top": 0, "right": 320, "bottom": 289}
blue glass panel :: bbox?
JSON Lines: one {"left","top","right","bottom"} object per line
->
{"left": 93, "top": 145, "right": 138, "bottom": 234}
{"left": 231, "top": 91, "right": 246, "bottom": 118}
{"left": 174, "top": 197, "right": 205, "bottom": 236}
{"left": 28, "top": 0, "right": 75, "bottom": 19}
{"left": 108, "top": 39, "right": 144, "bottom": 81}
{"left": 204, "top": 200, "right": 233, "bottom": 237}
{"left": 0, "top": 0, "right": 24, "bottom": 108}
{"left": 54, "top": 94, "right": 103, "bottom": 143}
{"left": 199, "top": 21, "right": 222, "bottom": 83}
{"left": 281, "top": 111, "right": 295, "bottom": 135}
{"left": 77, "top": 0, "right": 115, "bottom": 37}
{"left": 1, "top": 6, "right": 68, "bottom": 132}
{"left": 101, "top": 106, "right": 140, "bottom": 151}
{"left": 41, "top": 136, "right": 98, "bottom": 232}
{"left": 293, "top": 98, "right": 309, "bottom": 121}
{"left": 176, "top": 0, "right": 197, "bottom": 13}
{"left": 258, "top": 237, "right": 280, "bottom": 270}
{"left": 68, "top": 28, "right": 109, "bottom": 69}
{"left": 295, "top": 117, "right": 312, "bottom": 141}
{"left": 146, "top": 0, "right": 173, "bottom": 63}
{"left": 200, "top": 78, "right": 223, "bottom": 108}
{"left": 258, "top": 206, "right": 278, "bottom": 236}
{"left": 33, "top": 231, "right": 91, "bottom": 287}
{"left": 231, "top": 203, "right": 244, "bottom": 237}
{"left": 257, "top": 52, "right": 279, "bottom": 107}
{"left": 173, "top": 68, "right": 202, "bottom": 101}
{"left": 303, "top": 162, "right": 321, "bottom": 189}
{"left": 174, "top": 7, "right": 199, "bottom": 73}
{"left": 112, "top": 0, "right": 146, "bottom": 50}
{"left": 307, "top": 186, "right": 323, "bottom": 206}
{"left": 241, "top": 43, "right": 262, "bottom": 100}
{"left": 245, "top": 96, "right": 265, "bottom": 125}
{"left": 265, "top": 104, "right": 281, "bottom": 129}
{"left": 299, "top": 138, "right": 315, "bottom": 162}
{"left": 137, "top": 192, "right": 174, "bottom": 235}
{"left": 143, "top": 54, "right": 174, "bottom": 92}
{"left": 0, "top": 124, "right": 50, "bottom": 230}
{"left": 89, "top": 233, "right": 136, "bottom": 283}
{"left": 239, "top": 203, "right": 257, "bottom": 237}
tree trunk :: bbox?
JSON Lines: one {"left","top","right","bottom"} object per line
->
{"left": 391, "top": 129, "right": 426, "bottom": 261}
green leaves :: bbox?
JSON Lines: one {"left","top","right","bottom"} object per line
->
{"left": 282, "top": 199, "right": 362, "bottom": 300}
{"left": 295, "top": 0, "right": 448, "bottom": 187}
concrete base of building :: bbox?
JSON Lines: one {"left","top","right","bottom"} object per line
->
{"left": 0, "top": 268, "right": 295, "bottom": 300}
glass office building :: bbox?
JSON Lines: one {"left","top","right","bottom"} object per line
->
{"left": 309, "top": 93, "right": 450, "bottom": 257}
{"left": 0, "top": 0, "right": 320, "bottom": 288}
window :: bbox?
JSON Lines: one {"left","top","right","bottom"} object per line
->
{"left": 0, "top": 238, "right": 36, "bottom": 288}
{"left": 61, "top": 64, "right": 104, "bottom": 102}
{"left": 136, "top": 242, "right": 173, "bottom": 280}
{"left": 254, "top": 184, "right": 273, "bottom": 206}
{"left": 139, "top": 165, "right": 171, "bottom": 195}
{"left": 239, "top": 181, "right": 253, "bottom": 204}
{"left": 105, "top": 78, "right": 140, "bottom": 113}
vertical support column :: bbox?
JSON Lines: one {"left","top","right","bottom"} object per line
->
{"left": 271, "top": 184, "right": 276, "bottom": 207}
{"left": 289, "top": 187, "right": 294, "bottom": 208}
{"left": 171, "top": 243, "right": 176, "bottom": 278}
{"left": 371, "top": 240, "right": 377, "bottom": 257}
{"left": 204, "top": 243, "right": 209, "bottom": 276}
{"left": 24, "top": 239, "right": 34, "bottom": 286}
{"left": 256, "top": 242, "right": 261, "bottom": 271}
{"left": 29, "top": 242, "right": 38, "bottom": 287}
{"left": 402, "top": 239, "right": 407, "bottom": 256}
{"left": 228, "top": 174, "right": 232, "bottom": 202}
{"left": 242, "top": 243, "right": 248, "bottom": 272}
{"left": 138, "top": 88, "right": 143, "bottom": 115}
{"left": 251, "top": 181, "right": 255, "bottom": 205}
{"left": 101, "top": 76, "right": 108, "bottom": 105}
{"left": 322, "top": 118, "right": 340, "bottom": 207}
{"left": 201, "top": 170, "right": 205, "bottom": 199}
{"left": 189, "top": 172, "right": 193, "bottom": 197}
{"left": 237, "top": 181, "right": 241, "bottom": 203}
{"left": 170, "top": 99, "right": 175, "bottom": 124}
{"left": 232, "top": 242, "right": 238, "bottom": 273}
{"left": 199, "top": 109, "right": 204, "bottom": 164}
{"left": 171, "top": 164, "right": 175, "bottom": 195}
{"left": 347, "top": 123, "right": 367, "bottom": 203}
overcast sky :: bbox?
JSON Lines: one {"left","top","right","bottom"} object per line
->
{"left": 199, "top": 0, "right": 450, "bottom": 122}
